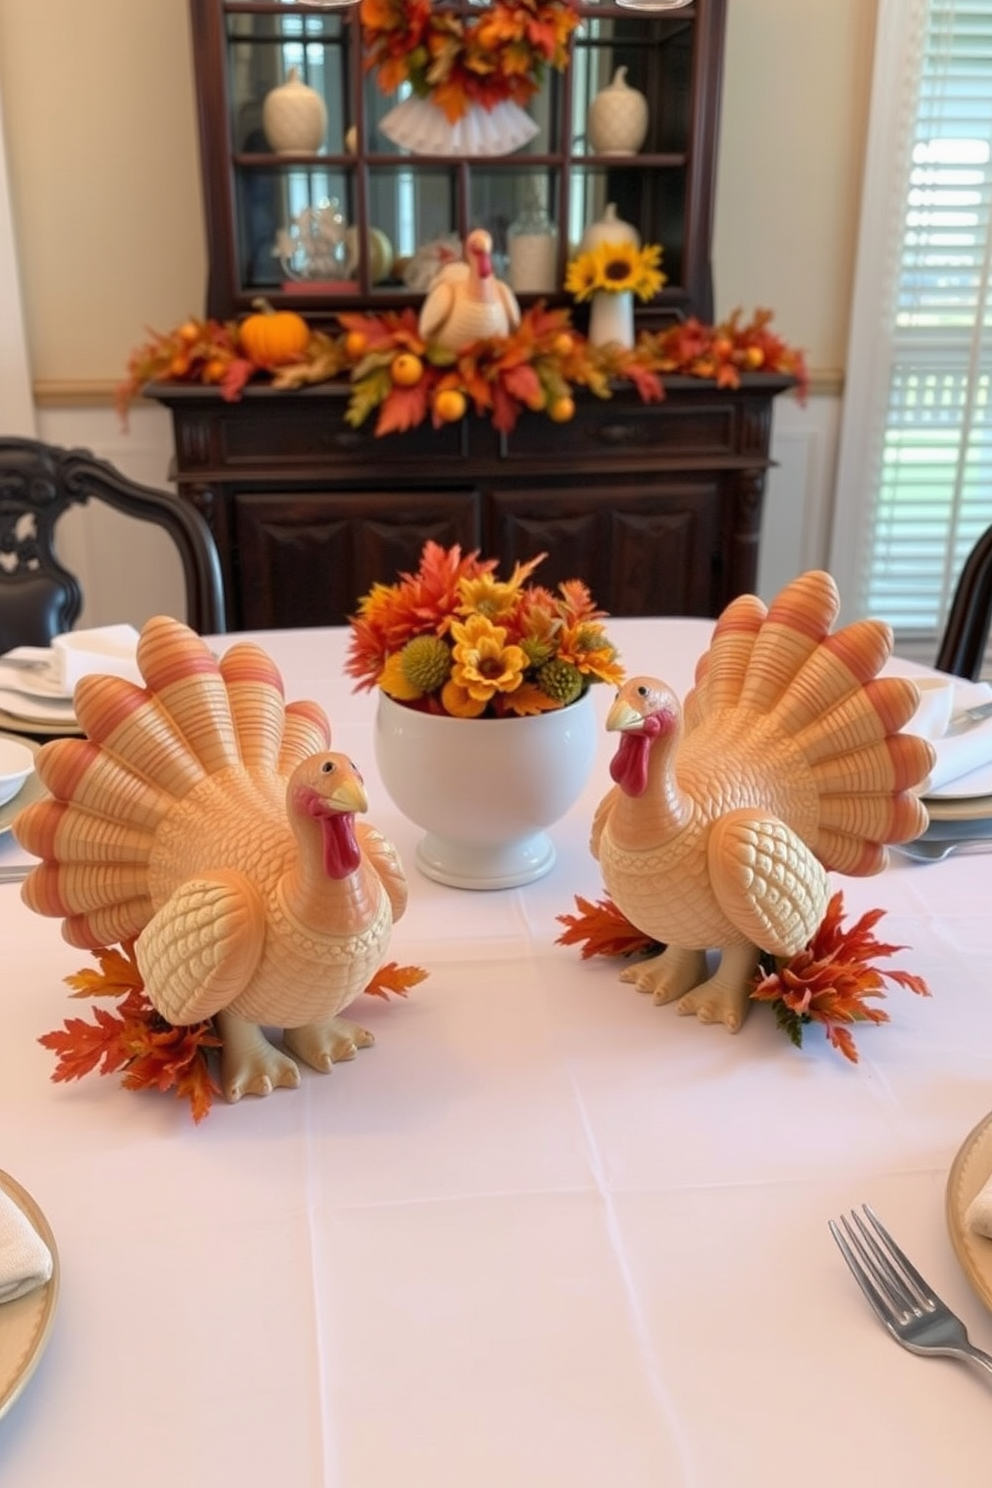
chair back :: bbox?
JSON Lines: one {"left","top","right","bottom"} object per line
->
{"left": 934, "top": 524, "right": 992, "bottom": 680}
{"left": 0, "top": 438, "right": 225, "bottom": 650}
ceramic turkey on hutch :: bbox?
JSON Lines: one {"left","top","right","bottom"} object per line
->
{"left": 151, "top": 0, "right": 790, "bottom": 632}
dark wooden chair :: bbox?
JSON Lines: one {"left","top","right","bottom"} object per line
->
{"left": 934, "top": 524, "right": 992, "bottom": 680}
{"left": 0, "top": 437, "right": 225, "bottom": 652}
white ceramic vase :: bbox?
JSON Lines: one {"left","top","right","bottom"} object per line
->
{"left": 262, "top": 67, "right": 327, "bottom": 154}
{"left": 374, "top": 690, "right": 598, "bottom": 889}
{"left": 588, "top": 66, "right": 649, "bottom": 155}
{"left": 588, "top": 289, "right": 635, "bottom": 349}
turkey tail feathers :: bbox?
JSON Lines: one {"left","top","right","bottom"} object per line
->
{"left": 14, "top": 616, "right": 333, "bottom": 948}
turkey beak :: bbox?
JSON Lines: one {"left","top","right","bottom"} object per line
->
{"left": 606, "top": 698, "right": 645, "bottom": 733}
{"left": 328, "top": 775, "right": 368, "bottom": 814}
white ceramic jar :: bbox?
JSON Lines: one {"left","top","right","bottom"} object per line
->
{"left": 262, "top": 67, "right": 327, "bottom": 155}
{"left": 588, "top": 66, "right": 649, "bottom": 155}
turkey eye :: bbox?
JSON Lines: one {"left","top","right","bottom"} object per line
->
{"left": 637, "top": 685, "right": 649, "bottom": 697}
{"left": 320, "top": 761, "right": 335, "bottom": 774}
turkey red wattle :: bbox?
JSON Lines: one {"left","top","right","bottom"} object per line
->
{"left": 303, "top": 792, "right": 362, "bottom": 877}
{"left": 610, "top": 714, "right": 663, "bottom": 797}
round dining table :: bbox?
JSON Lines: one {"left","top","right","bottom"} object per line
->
{"left": 0, "top": 616, "right": 990, "bottom": 1488}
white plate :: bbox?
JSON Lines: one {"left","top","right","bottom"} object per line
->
{"left": 946, "top": 1110, "right": 992, "bottom": 1313}
{"left": 0, "top": 1171, "right": 60, "bottom": 1421}
{"left": 0, "top": 660, "right": 72, "bottom": 702}
{"left": 0, "top": 709, "right": 81, "bottom": 741}
{"left": 0, "top": 689, "right": 76, "bottom": 726}
{"left": 0, "top": 734, "right": 45, "bottom": 837}
{"left": 924, "top": 793, "right": 992, "bottom": 826}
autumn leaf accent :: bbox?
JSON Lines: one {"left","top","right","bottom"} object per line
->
{"left": 557, "top": 889, "right": 929, "bottom": 1061}
{"left": 41, "top": 941, "right": 221, "bottom": 1124}
{"left": 750, "top": 890, "right": 930, "bottom": 1063}
{"left": 40, "top": 943, "right": 426, "bottom": 1121}
{"left": 364, "top": 961, "right": 429, "bottom": 1000}
{"left": 555, "top": 895, "right": 660, "bottom": 959}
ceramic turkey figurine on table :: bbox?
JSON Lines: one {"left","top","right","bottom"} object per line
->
{"left": 591, "top": 570, "right": 936, "bottom": 1033}
{"left": 13, "top": 618, "right": 408, "bottom": 1102}
{"left": 418, "top": 227, "right": 521, "bottom": 352}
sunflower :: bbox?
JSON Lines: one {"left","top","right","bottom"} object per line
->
{"left": 566, "top": 240, "right": 667, "bottom": 303}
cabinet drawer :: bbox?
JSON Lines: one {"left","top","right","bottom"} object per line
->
{"left": 502, "top": 398, "right": 739, "bottom": 462}
{"left": 217, "top": 403, "right": 469, "bottom": 469}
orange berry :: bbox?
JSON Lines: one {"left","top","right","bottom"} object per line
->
{"left": 177, "top": 320, "right": 201, "bottom": 346}
{"left": 345, "top": 329, "right": 368, "bottom": 359}
{"left": 168, "top": 352, "right": 191, "bottom": 377}
{"left": 712, "top": 336, "right": 733, "bottom": 358}
{"left": 203, "top": 357, "right": 229, "bottom": 383}
{"left": 743, "top": 346, "right": 765, "bottom": 369}
{"left": 391, "top": 352, "right": 423, "bottom": 386}
{"left": 548, "top": 395, "right": 575, "bottom": 423}
{"left": 553, "top": 333, "right": 574, "bottom": 357}
{"left": 434, "top": 388, "right": 467, "bottom": 423}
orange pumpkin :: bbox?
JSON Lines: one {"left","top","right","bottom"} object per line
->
{"left": 239, "top": 299, "right": 310, "bottom": 367}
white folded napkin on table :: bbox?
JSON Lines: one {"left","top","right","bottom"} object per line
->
{"left": 51, "top": 624, "right": 141, "bottom": 691}
{"left": 0, "top": 1188, "right": 53, "bottom": 1304}
{"left": 907, "top": 678, "right": 992, "bottom": 795}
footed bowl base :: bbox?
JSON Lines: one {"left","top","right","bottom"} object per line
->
{"left": 415, "top": 830, "right": 556, "bottom": 891}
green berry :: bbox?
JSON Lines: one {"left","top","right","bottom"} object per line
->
{"left": 401, "top": 635, "right": 452, "bottom": 693}
{"left": 536, "top": 658, "right": 583, "bottom": 705}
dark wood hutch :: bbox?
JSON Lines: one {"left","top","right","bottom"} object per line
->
{"left": 154, "top": 0, "right": 789, "bottom": 632}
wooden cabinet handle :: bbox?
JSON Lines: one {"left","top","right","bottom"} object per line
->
{"left": 597, "top": 423, "right": 637, "bottom": 446}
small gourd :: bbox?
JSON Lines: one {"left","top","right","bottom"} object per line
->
{"left": 239, "top": 299, "right": 310, "bottom": 367}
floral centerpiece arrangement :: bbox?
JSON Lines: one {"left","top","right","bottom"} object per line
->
{"left": 360, "top": 0, "right": 579, "bottom": 124}
{"left": 345, "top": 540, "right": 624, "bottom": 718}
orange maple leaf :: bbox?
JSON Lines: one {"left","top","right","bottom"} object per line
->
{"left": 364, "top": 961, "right": 429, "bottom": 1000}
{"left": 375, "top": 381, "right": 432, "bottom": 435}
{"left": 555, "top": 895, "right": 659, "bottom": 959}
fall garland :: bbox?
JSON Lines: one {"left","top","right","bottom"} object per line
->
{"left": 556, "top": 890, "right": 930, "bottom": 1063}
{"left": 360, "top": 0, "right": 579, "bottom": 123}
{"left": 119, "top": 305, "right": 808, "bottom": 439}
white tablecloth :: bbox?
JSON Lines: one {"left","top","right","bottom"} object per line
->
{"left": 1, "top": 618, "right": 990, "bottom": 1488}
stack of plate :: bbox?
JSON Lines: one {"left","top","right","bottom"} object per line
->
{"left": 0, "top": 655, "right": 81, "bottom": 739}
{"left": 922, "top": 757, "right": 992, "bottom": 839}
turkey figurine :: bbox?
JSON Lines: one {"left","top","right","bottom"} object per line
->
{"left": 14, "top": 617, "right": 408, "bottom": 1102}
{"left": 591, "top": 570, "right": 935, "bottom": 1033}
{"left": 418, "top": 227, "right": 521, "bottom": 352}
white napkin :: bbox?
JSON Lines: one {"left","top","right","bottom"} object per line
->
{"left": 0, "top": 1188, "right": 53, "bottom": 1304}
{"left": 52, "top": 624, "right": 141, "bottom": 691}
{"left": 912, "top": 679, "right": 992, "bottom": 795}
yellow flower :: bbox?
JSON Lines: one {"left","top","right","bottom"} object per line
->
{"left": 378, "top": 651, "right": 424, "bottom": 701}
{"left": 440, "top": 678, "right": 489, "bottom": 717}
{"left": 558, "top": 621, "right": 626, "bottom": 685}
{"left": 566, "top": 241, "right": 667, "bottom": 304}
{"left": 456, "top": 552, "right": 544, "bottom": 624}
{"left": 450, "top": 614, "right": 528, "bottom": 701}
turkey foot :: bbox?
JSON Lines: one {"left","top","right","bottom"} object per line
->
{"left": 621, "top": 946, "right": 708, "bottom": 1004}
{"left": 283, "top": 1016, "right": 375, "bottom": 1074}
{"left": 215, "top": 1011, "right": 302, "bottom": 1102}
{"left": 675, "top": 943, "right": 759, "bottom": 1033}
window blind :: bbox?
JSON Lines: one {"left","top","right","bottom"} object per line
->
{"left": 831, "top": 0, "right": 992, "bottom": 659}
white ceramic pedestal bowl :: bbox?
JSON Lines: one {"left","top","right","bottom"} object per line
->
{"left": 374, "top": 690, "right": 598, "bottom": 890}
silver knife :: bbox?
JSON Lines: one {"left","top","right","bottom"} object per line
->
{"left": 945, "top": 699, "right": 992, "bottom": 736}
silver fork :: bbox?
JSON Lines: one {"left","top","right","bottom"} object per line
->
{"left": 829, "top": 1204, "right": 992, "bottom": 1381}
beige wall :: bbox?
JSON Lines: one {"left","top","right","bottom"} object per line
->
{"left": 0, "top": 0, "right": 874, "bottom": 392}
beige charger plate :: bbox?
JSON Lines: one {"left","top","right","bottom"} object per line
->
{"left": 0, "top": 733, "right": 46, "bottom": 839}
{"left": 946, "top": 1110, "right": 992, "bottom": 1312}
{"left": 0, "top": 1171, "right": 60, "bottom": 1420}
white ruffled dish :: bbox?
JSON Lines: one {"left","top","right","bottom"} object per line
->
{"left": 946, "top": 1110, "right": 992, "bottom": 1313}
{"left": 0, "top": 1172, "right": 59, "bottom": 1422}
{"left": 379, "top": 97, "right": 539, "bottom": 156}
